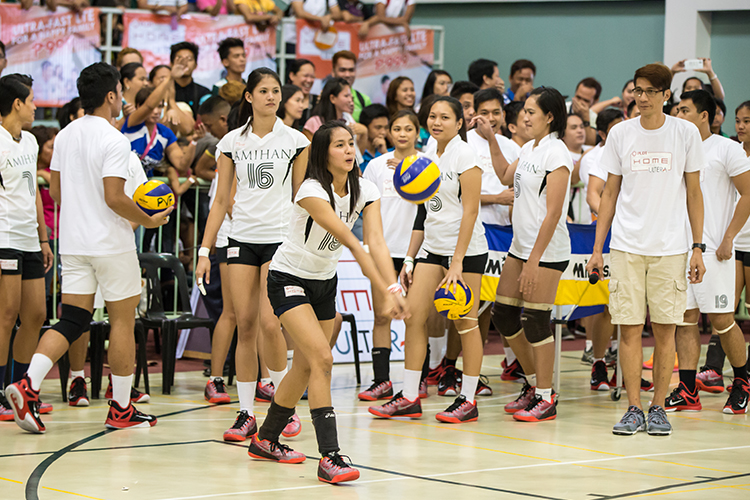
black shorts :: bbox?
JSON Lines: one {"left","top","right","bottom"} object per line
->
{"left": 417, "top": 252, "right": 488, "bottom": 275}
{"left": 226, "top": 239, "right": 281, "bottom": 267}
{"left": 216, "top": 246, "right": 228, "bottom": 264}
{"left": 736, "top": 250, "right": 750, "bottom": 267}
{"left": 0, "top": 249, "right": 44, "bottom": 280}
{"left": 508, "top": 253, "right": 569, "bottom": 273}
{"left": 392, "top": 257, "right": 404, "bottom": 274}
{"left": 267, "top": 270, "right": 338, "bottom": 321}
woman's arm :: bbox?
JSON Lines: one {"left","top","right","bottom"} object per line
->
{"left": 194, "top": 151, "right": 217, "bottom": 181}
{"left": 196, "top": 154, "right": 234, "bottom": 285}
{"left": 440, "top": 166, "right": 481, "bottom": 292}
{"left": 35, "top": 189, "right": 53, "bottom": 272}
{"left": 165, "top": 141, "right": 196, "bottom": 175}
{"left": 362, "top": 200, "right": 399, "bottom": 286}
{"left": 586, "top": 176, "right": 605, "bottom": 216}
{"left": 291, "top": 147, "right": 309, "bottom": 199}
{"left": 50, "top": 170, "right": 61, "bottom": 205}
{"left": 127, "top": 66, "right": 181, "bottom": 128}
{"left": 718, "top": 171, "right": 750, "bottom": 260}
{"left": 37, "top": 169, "right": 51, "bottom": 183}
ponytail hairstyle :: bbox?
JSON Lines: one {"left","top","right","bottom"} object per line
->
{"left": 528, "top": 86, "right": 567, "bottom": 139}
{"left": 310, "top": 77, "right": 350, "bottom": 124}
{"left": 428, "top": 96, "right": 467, "bottom": 141}
{"left": 238, "top": 67, "right": 282, "bottom": 135}
{"left": 119, "top": 62, "right": 144, "bottom": 88}
{"left": 305, "top": 121, "right": 360, "bottom": 215}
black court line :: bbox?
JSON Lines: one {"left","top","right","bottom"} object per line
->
{"left": 592, "top": 472, "right": 750, "bottom": 499}
{"left": 1, "top": 439, "right": 217, "bottom": 460}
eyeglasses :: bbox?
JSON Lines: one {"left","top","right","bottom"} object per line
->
{"left": 633, "top": 88, "right": 666, "bottom": 98}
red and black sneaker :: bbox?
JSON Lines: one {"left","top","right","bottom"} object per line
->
{"left": 255, "top": 381, "right": 275, "bottom": 403}
{"left": 500, "top": 358, "right": 525, "bottom": 382}
{"left": 437, "top": 366, "right": 461, "bottom": 396}
{"left": 368, "top": 391, "right": 422, "bottom": 419}
{"left": 105, "top": 400, "right": 157, "bottom": 429}
{"left": 0, "top": 392, "right": 14, "bottom": 421}
{"left": 419, "top": 379, "right": 429, "bottom": 399}
{"left": 436, "top": 395, "right": 479, "bottom": 423}
{"left": 38, "top": 399, "right": 53, "bottom": 414}
{"left": 590, "top": 360, "right": 610, "bottom": 391}
{"left": 248, "top": 434, "right": 306, "bottom": 463}
{"left": 205, "top": 377, "right": 231, "bottom": 404}
{"left": 318, "top": 453, "right": 360, "bottom": 484}
{"left": 696, "top": 366, "right": 725, "bottom": 393}
{"left": 476, "top": 375, "right": 493, "bottom": 396}
{"left": 105, "top": 375, "right": 150, "bottom": 403}
{"left": 68, "top": 376, "right": 90, "bottom": 407}
{"left": 223, "top": 410, "right": 258, "bottom": 442}
{"left": 664, "top": 382, "right": 701, "bottom": 412}
{"left": 281, "top": 413, "right": 301, "bottom": 438}
{"left": 609, "top": 368, "right": 654, "bottom": 391}
{"left": 4, "top": 375, "right": 45, "bottom": 433}
{"left": 425, "top": 358, "right": 447, "bottom": 386}
{"left": 358, "top": 380, "right": 393, "bottom": 401}
{"left": 723, "top": 379, "right": 750, "bottom": 414}
{"left": 504, "top": 383, "right": 535, "bottom": 414}
{"left": 513, "top": 394, "right": 557, "bottom": 422}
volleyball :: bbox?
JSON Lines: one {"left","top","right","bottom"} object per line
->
{"left": 133, "top": 180, "right": 175, "bottom": 216}
{"left": 434, "top": 282, "right": 474, "bottom": 320}
{"left": 393, "top": 155, "right": 441, "bottom": 204}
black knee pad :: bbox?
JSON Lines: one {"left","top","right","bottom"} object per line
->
{"left": 54, "top": 304, "right": 93, "bottom": 344}
{"left": 491, "top": 301, "right": 523, "bottom": 339}
{"left": 521, "top": 307, "right": 553, "bottom": 346}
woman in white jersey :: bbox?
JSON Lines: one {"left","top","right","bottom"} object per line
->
{"left": 196, "top": 68, "right": 310, "bottom": 443}
{"left": 489, "top": 87, "right": 572, "bottom": 423}
{"left": 370, "top": 96, "right": 489, "bottom": 423}
{"left": 248, "top": 121, "right": 407, "bottom": 484}
{"left": 0, "top": 75, "right": 53, "bottom": 418}
{"left": 358, "top": 110, "right": 420, "bottom": 401}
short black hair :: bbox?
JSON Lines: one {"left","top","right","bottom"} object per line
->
{"left": 510, "top": 59, "right": 536, "bottom": 78}
{"left": 596, "top": 107, "right": 623, "bottom": 133}
{"left": 504, "top": 101, "right": 524, "bottom": 127}
{"left": 359, "top": 103, "right": 389, "bottom": 128}
{"left": 468, "top": 58, "right": 497, "bottom": 88}
{"left": 473, "top": 88, "right": 504, "bottom": 112}
{"left": 119, "top": 62, "right": 143, "bottom": 86}
{"left": 626, "top": 99, "right": 638, "bottom": 117}
{"left": 198, "top": 95, "right": 230, "bottom": 117}
{"left": 57, "top": 97, "right": 81, "bottom": 129}
{"left": 0, "top": 74, "right": 33, "bottom": 117}
{"left": 170, "top": 41, "right": 199, "bottom": 64}
{"left": 77, "top": 63, "right": 120, "bottom": 114}
{"left": 681, "top": 89, "right": 716, "bottom": 125}
{"left": 529, "top": 86, "right": 567, "bottom": 139}
{"left": 285, "top": 58, "right": 314, "bottom": 84}
{"left": 577, "top": 77, "right": 602, "bottom": 101}
{"left": 217, "top": 37, "right": 244, "bottom": 61}
{"left": 449, "top": 80, "right": 479, "bottom": 100}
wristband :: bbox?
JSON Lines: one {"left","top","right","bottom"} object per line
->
{"left": 403, "top": 256, "right": 414, "bottom": 275}
{"left": 190, "top": 140, "right": 198, "bottom": 146}
{"left": 188, "top": 177, "right": 196, "bottom": 184}
{"left": 387, "top": 283, "right": 405, "bottom": 297}
{"left": 710, "top": 74, "right": 719, "bottom": 81}
{"left": 40, "top": 240, "right": 49, "bottom": 244}
{"left": 198, "top": 247, "right": 210, "bottom": 258}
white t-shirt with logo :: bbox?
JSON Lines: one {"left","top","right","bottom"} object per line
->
{"left": 466, "top": 129, "right": 520, "bottom": 226}
{"left": 363, "top": 151, "right": 419, "bottom": 258}
{"left": 509, "top": 133, "right": 572, "bottom": 262}
{"left": 600, "top": 115, "right": 705, "bottom": 256}
{"left": 0, "top": 126, "right": 40, "bottom": 252}
{"left": 270, "top": 178, "right": 381, "bottom": 280}
{"left": 216, "top": 117, "right": 309, "bottom": 245}
{"left": 422, "top": 135, "right": 488, "bottom": 257}
{"left": 51, "top": 115, "right": 136, "bottom": 256}
{"left": 376, "top": 0, "right": 415, "bottom": 18}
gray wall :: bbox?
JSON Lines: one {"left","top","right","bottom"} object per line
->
{"left": 709, "top": 10, "right": 750, "bottom": 132}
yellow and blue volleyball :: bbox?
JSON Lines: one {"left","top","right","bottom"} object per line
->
{"left": 392, "top": 155, "right": 441, "bottom": 204}
{"left": 434, "top": 282, "right": 474, "bottom": 320}
{"left": 133, "top": 180, "right": 175, "bottom": 216}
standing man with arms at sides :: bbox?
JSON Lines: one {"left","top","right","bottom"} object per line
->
{"left": 587, "top": 63, "right": 706, "bottom": 436}
{"left": 4, "top": 63, "right": 173, "bottom": 434}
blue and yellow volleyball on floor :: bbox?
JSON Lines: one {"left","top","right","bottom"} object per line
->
{"left": 434, "top": 282, "right": 474, "bottom": 320}
{"left": 133, "top": 180, "right": 175, "bottom": 216}
{"left": 393, "top": 155, "right": 441, "bottom": 204}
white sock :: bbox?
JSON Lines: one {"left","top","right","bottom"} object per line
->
{"left": 111, "top": 374, "right": 133, "bottom": 408}
{"left": 428, "top": 334, "right": 447, "bottom": 369}
{"left": 460, "top": 375, "right": 479, "bottom": 404}
{"left": 402, "top": 369, "right": 422, "bottom": 402}
{"left": 585, "top": 340, "right": 593, "bottom": 350}
{"left": 287, "top": 350, "right": 294, "bottom": 370}
{"left": 260, "top": 377, "right": 272, "bottom": 386}
{"left": 27, "top": 353, "right": 54, "bottom": 392}
{"left": 611, "top": 340, "right": 618, "bottom": 350}
{"left": 504, "top": 347, "right": 516, "bottom": 365}
{"left": 594, "top": 358, "right": 603, "bottom": 363}
{"left": 527, "top": 373, "right": 537, "bottom": 387}
{"left": 268, "top": 368, "right": 288, "bottom": 389}
{"left": 537, "top": 387, "right": 553, "bottom": 403}
{"left": 237, "top": 381, "right": 256, "bottom": 413}
{"left": 71, "top": 370, "right": 85, "bottom": 380}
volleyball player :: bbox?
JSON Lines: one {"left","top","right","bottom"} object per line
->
{"left": 5, "top": 63, "right": 172, "bottom": 433}
{"left": 0, "top": 75, "right": 53, "bottom": 420}
{"left": 668, "top": 90, "right": 750, "bottom": 414}
{"left": 370, "top": 96, "right": 488, "bottom": 423}
{"left": 195, "top": 69, "right": 310, "bottom": 442}
{"left": 489, "top": 87, "right": 572, "bottom": 422}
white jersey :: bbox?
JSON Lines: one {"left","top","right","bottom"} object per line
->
{"left": 580, "top": 144, "right": 607, "bottom": 187}
{"left": 51, "top": 115, "right": 136, "bottom": 256}
{"left": 733, "top": 149, "right": 750, "bottom": 252}
{"left": 466, "top": 129, "right": 520, "bottom": 226}
{"left": 362, "top": 151, "right": 418, "bottom": 258}
{"left": 216, "top": 117, "right": 309, "bottom": 244}
{"left": 270, "top": 178, "right": 381, "bottom": 280}
{"left": 422, "top": 135, "right": 488, "bottom": 257}
{"left": 208, "top": 169, "right": 233, "bottom": 249}
{"left": 0, "top": 126, "right": 40, "bottom": 252}
{"left": 509, "top": 133, "right": 572, "bottom": 262}
{"left": 376, "top": 0, "right": 415, "bottom": 18}
{"left": 600, "top": 115, "right": 704, "bottom": 256}
{"left": 124, "top": 152, "right": 148, "bottom": 198}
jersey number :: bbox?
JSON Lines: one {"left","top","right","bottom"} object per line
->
{"left": 715, "top": 294, "right": 728, "bottom": 309}
{"left": 245, "top": 162, "right": 274, "bottom": 189}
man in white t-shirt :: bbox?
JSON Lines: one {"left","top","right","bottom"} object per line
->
{"left": 291, "top": 0, "right": 342, "bottom": 30}
{"left": 583, "top": 108, "right": 624, "bottom": 217}
{"left": 587, "top": 63, "right": 706, "bottom": 437}
{"left": 372, "top": 0, "right": 416, "bottom": 38}
{"left": 5, "top": 63, "right": 172, "bottom": 434}
{"left": 668, "top": 89, "right": 750, "bottom": 414}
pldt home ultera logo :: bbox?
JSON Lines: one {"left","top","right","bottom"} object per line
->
{"left": 630, "top": 151, "right": 672, "bottom": 173}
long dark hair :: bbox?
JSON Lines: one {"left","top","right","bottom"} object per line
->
{"left": 428, "top": 96, "right": 467, "bottom": 141}
{"left": 310, "top": 78, "right": 350, "bottom": 124}
{"left": 277, "top": 84, "right": 303, "bottom": 120}
{"left": 386, "top": 76, "right": 413, "bottom": 116}
{"left": 238, "top": 68, "right": 282, "bottom": 135}
{"left": 305, "top": 121, "right": 360, "bottom": 215}
{"left": 421, "top": 69, "right": 451, "bottom": 102}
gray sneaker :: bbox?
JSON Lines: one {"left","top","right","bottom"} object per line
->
{"left": 647, "top": 405, "right": 672, "bottom": 435}
{"left": 613, "top": 405, "right": 646, "bottom": 435}
{"left": 604, "top": 347, "right": 617, "bottom": 367}
{"left": 581, "top": 346, "right": 594, "bottom": 365}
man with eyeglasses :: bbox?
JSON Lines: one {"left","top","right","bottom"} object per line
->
{"left": 587, "top": 63, "right": 706, "bottom": 437}
{"left": 170, "top": 42, "right": 211, "bottom": 118}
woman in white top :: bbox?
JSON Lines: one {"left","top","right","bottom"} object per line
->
{"left": 733, "top": 101, "right": 750, "bottom": 293}
{"left": 196, "top": 68, "right": 310, "bottom": 443}
{"left": 249, "top": 121, "right": 407, "bottom": 484}
{"left": 370, "top": 96, "right": 488, "bottom": 423}
{"left": 490, "top": 87, "right": 572, "bottom": 423}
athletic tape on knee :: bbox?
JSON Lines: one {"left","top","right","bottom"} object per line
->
{"left": 491, "top": 301, "right": 523, "bottom": 339}
{"left": 496, "top": 295, "right": 523, "bottom": 307}
{"left": 521, "top": 307, "right": 553, "bottom": 347}
{"left": 716, "top": 322, "right": 736, "bottom": 335}
{"left": 676, "top": 322, "right": 698, "bottom": 327}
{"left": 55, "top": 304, "right": 93, "bottom": 344}
{"left": 522, "top": 302, "right": 553, "bottom": 312}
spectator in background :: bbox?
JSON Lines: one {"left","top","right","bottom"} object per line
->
{"left": 563, "top": 113, "right": 592, "bottom": 223}
{"left": 386, "top": 76, "right": 415, "bottom": 116}
{"left": 286, "top": 59, "right": 317, "bottom": 127}
{"left": 197, "top": 0, "right": 234, "bottom": 16}
{"left": 234, "top": 0, "right": 283, "bottom": 29}
{"left": 421, "top": 69, "right": 452, "bottom": 103}
{"left": 0, "top": 41, "right": 7, "bottom": 77}
{"left": 671, "top": 58, "right": 725, "bottom": 101}
{"left": 57, "top": 98, "right": 84, "bottom": 129}
{"left": 626, "top": 99, "right": 640, "bottom": 120}
{"left": 468, "top": 58, "right": 505, "bottom": 94}
{"left": 212, "top": 38, "right": 246, "bottom": 96}
{"left": 450, "top": 80, "right": 479, "bottom": 123}
{"left": 218, "top": 80, "right": 245, "bottom": 106}
{"left": 712, "top": 97, "right": 727, "bottom": 137}
{"left": 357, "top": 104, "right": 389, "bottom": 172}
{"left": 148, "top": 63, "right": 196, "bottom": 136}
{"left": 593, "top": 79, "right": 634, "bottom": 117}
{"left": 506, "top": 59, "right": 535, "bottom": 103}
{"left": 370, "top": 0, "right": 416, "bottom": 39}
{"left": 137, "top": 0, "right": 188, "bottom": 17}
{"left": 277, "top": 84, "right": 306, "bottom": 129}
{"left": 193, "top": 96, "right": 231, "bottom": 182}
{"left": 170, "top": 42, "right": 211, "bottom": 118}
{"left": 290, "top": 0, "right": 342, "bottom": 31}
{"left": 416, "top": 94, "right": 437, "bottom": 150}
{"left": 330, "top": 51, "right": 370, "bottom": 121}
{"left": 338, "top": 0, "right": 378, "bottom": 38}
{"left": 116, "top": 62, "right": 149, "bottom": 128}
{"left": 503, "top": 101, "right": 532, "bottom": 148}
{"left": 303, "top": 77, "right": 364, "bottom": 140}
{"left": 566, "top": 77, "right": 601, "bottom": 145}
